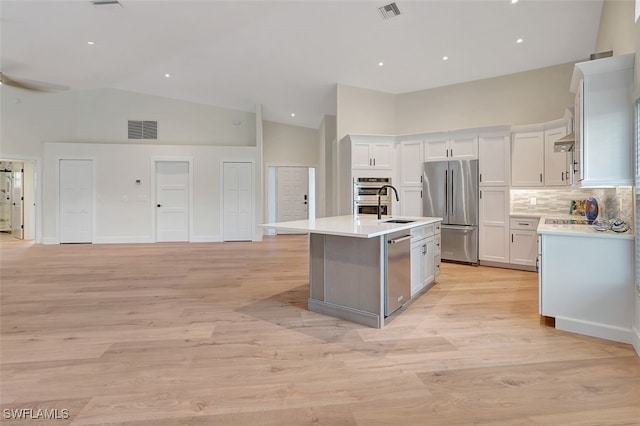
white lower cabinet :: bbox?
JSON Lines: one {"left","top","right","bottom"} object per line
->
{"left": 479, "top": 187, "right": 510, "bottom": 263}
{"left": 410, "top": 225, "right": 438, "bottom": 298}
{"left": 538, "top": 232, "right": 634, "bottom": 343}
{"left": 509, "top": 217, "right": 540, "bottom": 267}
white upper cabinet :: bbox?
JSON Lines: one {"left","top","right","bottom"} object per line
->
{"left": 348, "top": 136, "right": 395, "bottom": 170}
{"left": 511, "top": 131, "right": 544, "bottom": 187}
{"left": 479, "top": 134, "right": 510, "bottom": 187}
{"left": 570, "top": 53, "right": 634, "bottom": 187}
{"left": 399, "top": 139, "right": 424, "bottom": 186}
{"left": 400, "top": 186, "right": 423, "bottom": 216}
{"left": 544, "top": 126, "right": 569, "bottom": 186}
{"left": 425, "top": 132, "right": 477, "bottom": 161}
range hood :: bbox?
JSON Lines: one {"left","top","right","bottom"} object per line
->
{"left": 553, "top": 133, "right": 575, "bottom": 152}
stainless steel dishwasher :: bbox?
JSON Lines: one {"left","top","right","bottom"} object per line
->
{"left": 385, "top": 230, "right": 412, "bottom": 316}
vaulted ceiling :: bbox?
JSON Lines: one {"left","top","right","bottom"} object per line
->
{"left": 0, "top": 0, "right": 603, "bottom": 129}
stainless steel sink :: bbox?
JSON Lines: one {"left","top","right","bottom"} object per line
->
{"left": 383, "top": 219, "right": 415, "bottom": 224}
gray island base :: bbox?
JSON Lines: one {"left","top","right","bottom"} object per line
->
{"left": 261, "top": 215, "right": 442, "bottom": 328}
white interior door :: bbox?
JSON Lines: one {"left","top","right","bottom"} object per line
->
{"left": 223, "top": 162, "right": 253, "bottom": 241}
{"left": 60, "top": 159, "right": 93, "bottom": 243}
{"left": 276, "top": 167, "right": 308, "bottom": 233}
{"left": 11, "top": 163, "right": 23, "bottom": 239}
{"left": 156, "top": 161, "right": 189, "bottom": 242}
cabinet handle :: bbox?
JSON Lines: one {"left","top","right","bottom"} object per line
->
{"left": 561, "top": 172, "right": 564, "bottom": 181}
{"left": 369, "top": 158, "right": 372, "bottom": 166}
{"left": 479, "top": 173, "right": 482, "bottom": 182}
{"left": 539, "top": 173, "right": 542, "bottom": 183}
{"left": 420, "top": 175, "right": 423, "bottom": 183}
{"left": 480, "top": 190, "right": 482, "bottom": 199}
{"left": 420, "top": 190, "right": 423, "bottom": 198}
{"left": 422, "top": 244, "right": 426, "bottom": 255}
{"left": 511, "top": 234, "right": 514, "bottom": 243}
{"left": 446, "top": 149, "right": 449, "bottom": 157}
{"left": 518, "top": 222, "right": 529, "bottom": 226}
{"left": 451, "top": 148, "right": 453, "bottom": 157}
{"left": 373, "top": 158, "right": 376, "bottom": 166}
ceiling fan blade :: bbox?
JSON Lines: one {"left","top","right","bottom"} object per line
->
{"left": 0, "top": 72, "right": 69, "bottom": 92}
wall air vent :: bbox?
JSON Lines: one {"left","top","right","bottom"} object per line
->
{"left": 128, "top": 120, "right": 158, "bottom": 140}
{"left": 378, "top": 2, "right": 401, "bottom": 19}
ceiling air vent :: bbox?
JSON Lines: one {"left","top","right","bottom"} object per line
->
{"left": 91, "top": 0, "right": 122, "bottom": 6}
{"left": 378, "top": 2, "right": 401, "bottom": 19}
{"left": 128, "top": 120, "right": 158, "bottom": 140}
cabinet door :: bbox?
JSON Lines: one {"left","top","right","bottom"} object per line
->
{"left": 511, "top": 131, "right": 544, "bottom": 187}
{"left": 479, "top": 188, "right": 509, "bottom": 263}
{"left": 423, "top": 236, "right": 435, "bottom": 288}
{"left": 399, "top": 141, "right": 424, "bottom": 186}
{"left": 400, "top": 187, "right": 422, "bottom": 216}
{"left": 574, "top": 80, "right": 584, "bottom": 182}
{"left": 449, "top": 135, "right": 478, "bottom": 160}
{"left": 425, "top": 137, "right": 449, "bottom": 162}
{"left": 411, "top": 239, "right": 426, "bottom": 297}
{"left": 479, "top": 135, "right": 510, "bottom": 186}
{"left": 510, "top": 230, "right": 537, "bottom": 266}
{"left": 371, "top": 143, "right": 393, "bottom": 169}
{"left": 352, "top": 143, "right": 372, "bottom": 169}
{"left": 544, "top": 127, "right": 569, "bottom": 186}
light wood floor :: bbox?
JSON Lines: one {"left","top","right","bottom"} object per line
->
{"left": 1, "top": 236, "right": 638, "bottom": 425}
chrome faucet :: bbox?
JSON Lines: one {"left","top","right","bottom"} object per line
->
{"left": 377, "top": 185, "right": 399, "bottom": 220}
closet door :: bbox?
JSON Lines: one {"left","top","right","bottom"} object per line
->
{"left": 59, "top": 159, "right": 93, "bottom": 243}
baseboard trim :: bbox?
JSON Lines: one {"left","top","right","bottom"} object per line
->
{"left": 190, "top": 235, "right": 222, "bottom": 243}
{"left": 480, "top": 260, "right": 536, "bottom": 272}
{"left": 93, "top": 237, "right": 154, "bottom": 244}
{"left": 632, "top": 325, "right": 640, "bottom": 357}
{"left": 555, "top": 316, "right": 633, "bottom": 345}
{"left": 42, "top": 237, "right": 59, "bottom": 245}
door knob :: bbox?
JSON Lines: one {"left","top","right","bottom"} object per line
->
{"left": 303, "top": 201, "right": 307, "bottom": 205}
{"left": 157, "top": 204, "right": 162, "bottom": 207}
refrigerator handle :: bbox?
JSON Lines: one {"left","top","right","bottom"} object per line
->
{"left": 450, "top": 169, "right": 454, "bottom": 216}
{"left": 444, "top": 170, "right": 448, "bottom": 214}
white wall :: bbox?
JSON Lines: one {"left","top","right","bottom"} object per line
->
{"left": 396, "top": 63, "right": 576, "bottom": 134}
{"left": 0, "top": 87, "right": 257, "bottom": 160}
{"left": 336, "top": 84, "right": 396, "bottom": 143}
{"left": 262, "top": 120, "right": 319, "bottom": 166}
{"left": 596, "top": 0, "right": 635, "bottom": 56}
{"left": 43, "top": 142, "right": 261, "bottom": 244}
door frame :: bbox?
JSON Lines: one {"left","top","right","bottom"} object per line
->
{"left": 57, "top": 157, "right": 96, "bottom": 244}
{"left": 0, "top": 155, "right": 42, "bottom": 243}
{"left": 221, "top": 160, "right": 255, "bottom": 242}
{"left": 151, "top": 157, "right": 194, "bottom": 243}
{"left": 265, "top": 164, "right": 316, "bottom": 236}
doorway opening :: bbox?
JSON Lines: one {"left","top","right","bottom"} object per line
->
{"left": 0, "top": 159, "right": 37, "bottom": 242}
{"left": 266, "top": 166, "right": 315, "bottom": 235}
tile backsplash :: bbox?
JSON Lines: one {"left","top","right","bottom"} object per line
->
{"left": 510, "top": 187, "right": 634, "bottom": 225}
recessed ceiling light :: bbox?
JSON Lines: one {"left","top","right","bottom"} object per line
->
{"left": 291, "top": 113, "right": 295, "bottom": 117}
{"left": 378, "top": 62, "right": 384, "bottom": 67}
{"left": 516, "top": 38, "right": 524, "bottom": 44}
{"left": 87, "top": 41, "right": 95, "bottom": 45}
{"left": 511, "top": 0, "right": 519, "bottom": 4}
{"left": 164, "top": 73, "right": 171, "bottom": 78}
{"left": 442, "top": 56, "right": 448, "bottom": 61}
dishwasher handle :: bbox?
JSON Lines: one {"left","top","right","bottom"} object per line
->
{"left": 388, "top": 235, "right": 412, "bottom": 244}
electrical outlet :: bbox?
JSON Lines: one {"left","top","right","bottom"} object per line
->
{"left": 530, "top": 197, "right": 537, "bottom": 205}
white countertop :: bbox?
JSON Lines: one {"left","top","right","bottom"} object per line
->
{"left": 537, "top": 215, "right": 634, "bottom": 240}
{"left": 261, "top": 215, "right": 442, "bottom": 239}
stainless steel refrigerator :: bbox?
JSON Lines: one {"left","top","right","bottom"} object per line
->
{"left": 422, "top": 159, "right": 479, "bottom": 264}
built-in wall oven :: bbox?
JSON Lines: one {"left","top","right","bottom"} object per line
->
{"left": 353, "top": 177, "right": 392, "bottom": 216}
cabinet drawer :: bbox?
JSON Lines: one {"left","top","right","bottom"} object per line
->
{"left": 434, "top": 222, "right": 441, "bottom": 234}
{"left": 510, "top": 217, "right": 540, "bottom": 230}
{"left": 411, "top": 224, "right": 435, "bottom": 239}
{"left": 435, "top": 255, "right": 442, "bottom": 276}
{"left": 434, "top": 233, "right": 441, "bottom": 255}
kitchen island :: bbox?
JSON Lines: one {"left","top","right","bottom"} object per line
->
{"left": 261, "top": 215, "right": 442, "bottom": 328}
